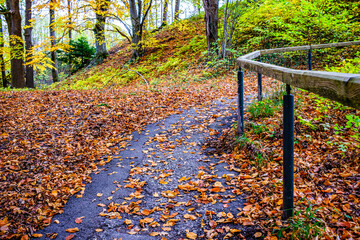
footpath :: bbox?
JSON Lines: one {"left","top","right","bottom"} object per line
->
{"left": 36, "top": 97, "right": 256, "bottom": 240}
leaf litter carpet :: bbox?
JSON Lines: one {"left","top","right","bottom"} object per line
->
{"left": 33, "top": 94, "right": 263, "bottom": 239}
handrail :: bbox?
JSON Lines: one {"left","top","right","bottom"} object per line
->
{"left": 237, "top": 41, "right": 360, "bottom": 110}
{"left": 235, "top": 41, "right": 360, "bottom": 220}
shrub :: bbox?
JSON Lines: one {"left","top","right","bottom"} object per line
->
{"left": 58, "top": 37, "right": 95, "bottom": 73}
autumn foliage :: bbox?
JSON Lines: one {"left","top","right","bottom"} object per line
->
{"left": 0, "top": 82, "right": 234, "bottom": 238}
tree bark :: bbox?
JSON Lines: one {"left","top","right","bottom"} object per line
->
{"left": 25, "top": 0, "right": 34, "bottom": 88}
{"left": 67, "top": 0, "right": 72, "bottom": 74}
{"left": 50, "top": 0, "right": 59, "bottom": 83}
{"left": 220, "top": 0, "right": 229, "bottom": 58}
{"left": 174, "top": 0, "right": 180, "bottom": 21}
{"left": 7, "top": 0, "right": 25, "bottom": 88}
{"left": 129, "top": 0, "right": 152, "bottom": 60}
{"left": 202, "top": 0, "right": 219, "bottom": 53}
{"left": 68, "top": 0, "right": 72, "bottom": 40}
{"left": 129, "top": 0, "right": 141, "bottom": 59}
{"left": 93, "top": 0, "right": 109, "bottom": 63}
{"left": 162, "top": 0, "right": 168, "bottom": 25}
{"left": 0, "top": 17, "right": 7, "bottom": 88}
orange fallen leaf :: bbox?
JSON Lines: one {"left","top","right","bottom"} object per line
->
{"left": 254, "top": 232, "right": 262, "bottom": 238}
{"left": 66, "top": 227, "right": 79, "bottom": 233}
{"left": 32, "top": 234, "right": 43, "bottom": 238}
{"left": 75, "top": 217, "right": 84, "bottom": 224}
{"left": 186, "top": 231, "right": 197, "bottom": 239}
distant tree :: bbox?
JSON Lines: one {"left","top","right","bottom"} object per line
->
{"left": 162, "top": 0, "right": 168, "bottom": 24}
{"left": 67, "top": 0, "right": 72, "bottom": 41}
{"left": 174, "top": 0, "right": 180, "bottom": 20}
{"left": 25, "top": 0, "right": 34, "bottom": 88}
{"left": 0, "top": 16, "right": 6, "bottom": 88}
{"left": 202, "top": 0, "right": 219, "bottom": 53}
{"left": 220, "top": 0, "right": 242, "bottom": 58}
{"left": 128, "top": 0, "right": 153, "bottom": 59}
{"left": 49, "top": 0, "right": 59, "bottom": 83}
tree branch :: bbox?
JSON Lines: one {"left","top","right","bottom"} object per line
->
{"left": 110, "top": 24, "right": 132, "bottom": 44}
{"left": 141, "top": 0, "right": 153, "bottom": 27}
{"left": 124, "top": 65, "right": 149, "bottom": 86}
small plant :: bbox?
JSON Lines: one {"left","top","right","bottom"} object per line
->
{"left": 235, "top": 132, "right": 251, "bottom": 147}
{"left": 278, "top": 199, "right": 326, "bottom": 239}
{"left": 345, "top": 114, "right": 360, "bottom": 142}
{"left": 255, "top": 151, "right": 266, "bottom": 166}
{"left": 297, "top": 116, "right": 317, "bottom": 131}
{"left": 248, "top": 99, "right": 278, "bottom": 119}
{"left": 249, "top": 122, "right": 268, "bottom": 135}
{"left": 97, "top": 103, "right": 110, "bottom": 107}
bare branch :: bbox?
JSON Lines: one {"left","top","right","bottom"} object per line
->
{"left": 141, "top": 0, "right": 153, "bottom": 27}
{"left": 124, "top": 65, "right": 149, "bottom": 86}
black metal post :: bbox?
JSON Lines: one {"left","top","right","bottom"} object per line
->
{"left": 237, "top": 68, "right": 244, "bottom": 136}
{"left": 283, "top": 84, "right": 294, "bottom": 220}
{"left": 257, "top": 56, "right": 263, "bottom": 101}
{"left": 308, "top": 49, "right": 312, "bottom": 71}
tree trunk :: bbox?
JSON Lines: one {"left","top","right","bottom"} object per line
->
{"left": 162, "top": 0, "right": 168, "bottom": 25}
{"left": 93, "top": 0, "right": 109, "bottom": 63}
{"left": 202, "top": 0, "right": 219, "bottom": 53}
{"left": 7, "top": 0, "right": 25, "bottom": 88}
{"left": 0, "top": 17, "right": 7, "bottom": 88}
{"left": 129, "top": 0, "right": 142, "bottom": 59}
{"left": 67, "top": 0, "right": 72, "bottom": 74}
{"left": 174, "top": 0, "right": 180, "bottom": 21}
{"left": 68, "top": 0, "right": 72, "bottom": 40}
{"left": 25, "top": 0, "right": 34, "bottom": 88}
{"left": 220, "top": 0, "right": 229, "bottom": 58}
{"left": 50, "top": 0, "right": 59, "bottom": 83}
{"left": 128, "top": 0, "right": 152, "bottom": 60}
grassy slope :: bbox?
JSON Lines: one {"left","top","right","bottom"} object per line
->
{"left": 52, "top": 16, "right": 216, "bottom": 90}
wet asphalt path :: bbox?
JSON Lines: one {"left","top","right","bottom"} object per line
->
{"left": 35, "top": 97, "right": 249, "bottom": 240}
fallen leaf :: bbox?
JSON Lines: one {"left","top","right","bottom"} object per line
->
{"left": 66, "top": 227, "right": 79, "bottom": 233}
{"left": 186, "top": 231, "right": 197, "bottom": 239}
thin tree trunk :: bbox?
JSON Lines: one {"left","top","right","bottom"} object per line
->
{"left": 174, "top": 0, "right": 180, "bottom": 21}
{"left": 162, "top": 0, "right": 168, "bottom": 25}
{"left": 0, "top": 17, "right": 6, "bottom": 88}
{"left": 50, "top": 0, "right": 59, "bottom": 83}
{"left": 202, "top": 0, "right": 219, "bottom": 52}
{"left": 221, "top": 0, "right": 229, "bottom": 58}
{"left": 25, "top": 0, "right": 34, "bottom": 88}
{"left": 7, "top": 0, "right": 25, "bottom": 88}
{"left": 68, "top": 0, "right": 72, "bottom": 40}
{"left": 67, "top": 0, "right": 72, "bottom": 74}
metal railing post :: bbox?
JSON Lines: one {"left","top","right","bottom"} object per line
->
{"left": 258, "top": 56, "right": 263, "bottom": 101}
{"left": 308, "top": 48, "right": 312, "bottom": 70}
{"left": 237, "top": 68, "right": 244, "bottom": 136}
{"left": 283, "top": 84, "right": 294, "bottom": 220}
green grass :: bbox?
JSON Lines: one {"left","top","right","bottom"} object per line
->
{"left": 277, "top": 199, "right": 326, "bottom": 239}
